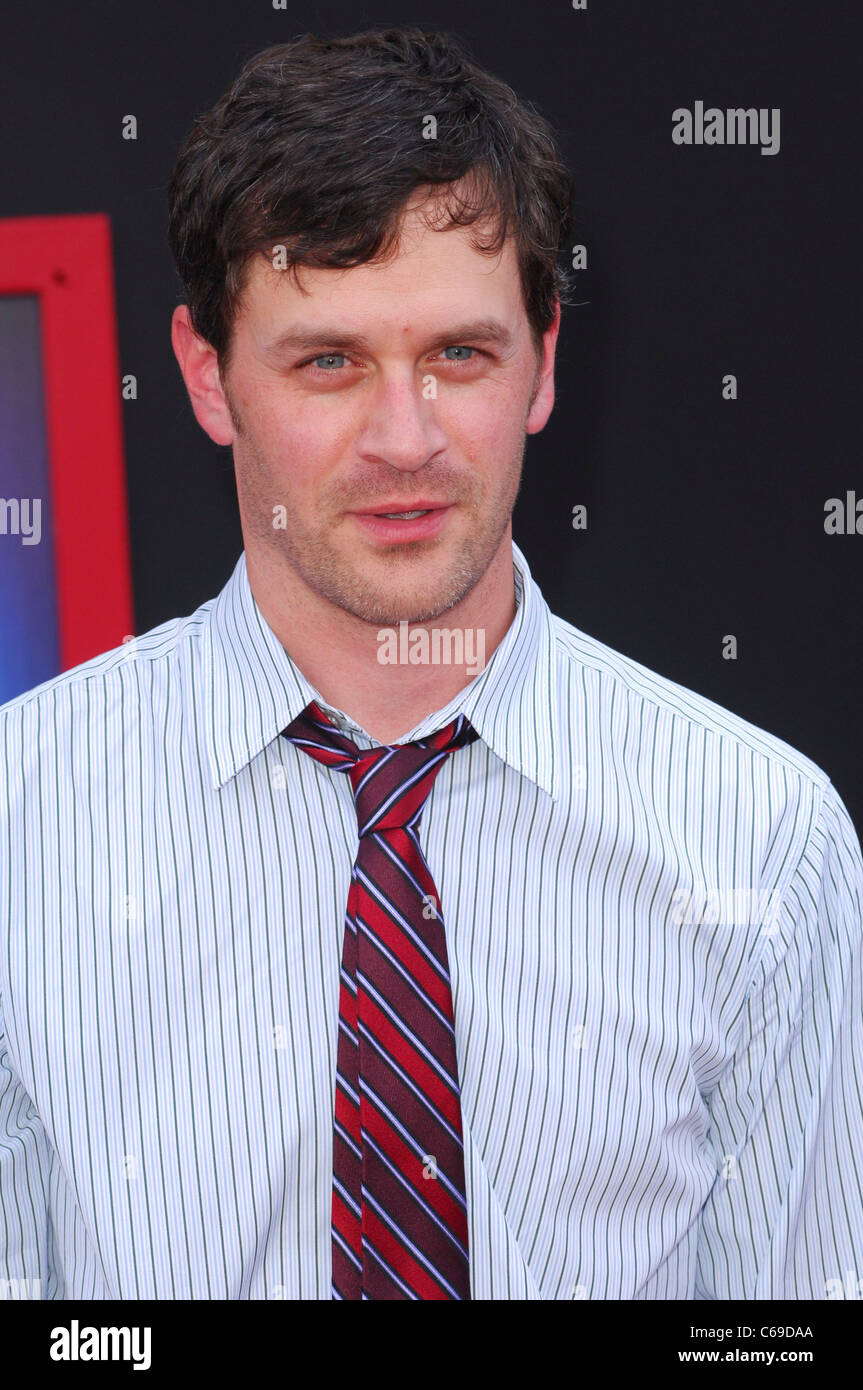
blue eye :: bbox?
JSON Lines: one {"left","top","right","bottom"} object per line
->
{"left": 441, "top": 346, "right": 475, "bottom": 361}
{"left": 309, "top": 353, "right": 347, "bottom": 370}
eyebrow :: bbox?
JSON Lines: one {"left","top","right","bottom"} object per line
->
{"left": 264, "top": 317, "right": 516, "bottom": 358}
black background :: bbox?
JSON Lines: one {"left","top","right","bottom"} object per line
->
{"left": 2, "top": 1, "right": 861, "bottom": 828}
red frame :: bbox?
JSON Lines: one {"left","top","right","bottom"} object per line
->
{"left": 0, "top": 212, "right": 134, "bottom": 669}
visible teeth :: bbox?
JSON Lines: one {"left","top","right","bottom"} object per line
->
{"left": 379, "top": 510, "right": 429, "bottom": 519}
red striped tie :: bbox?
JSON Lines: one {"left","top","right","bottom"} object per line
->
{"left": 281, "top": 699, "right": 478, "bottom": 1300}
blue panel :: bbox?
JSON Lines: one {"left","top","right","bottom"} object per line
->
{"left": 0, "top": 294, "right": 59, "bottom": 704}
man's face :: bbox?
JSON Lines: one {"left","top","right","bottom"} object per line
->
{"left": 212, "top": 194, "right": 558, "bottom": 625}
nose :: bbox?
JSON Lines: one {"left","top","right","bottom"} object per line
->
{"left": 356, "top": 367, "right": 449, "bottom": 472}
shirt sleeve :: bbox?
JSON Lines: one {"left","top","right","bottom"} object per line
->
{"left": 695, "top": 778, "right": 863, "bottom": 1299}
{"left": 0, "top": 991, "right": 52, "bottom": 1298}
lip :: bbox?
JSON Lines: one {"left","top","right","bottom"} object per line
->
{"left": 349, "top": 504, "right": 452, "bottom": 544}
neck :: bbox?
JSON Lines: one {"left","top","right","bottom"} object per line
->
{"left": 246, "top": 533, "right": 517, "bottom": 743}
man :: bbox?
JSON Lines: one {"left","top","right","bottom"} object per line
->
{"left": 1, "top": 26, "right": 861, "bottom": 1301}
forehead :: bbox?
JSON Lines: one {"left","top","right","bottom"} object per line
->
{"left": 238, "top": 202, "right": 524, "bottom": 333}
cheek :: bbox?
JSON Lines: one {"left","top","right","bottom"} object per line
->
{"left": 253, "top": 393, "right": 355, "bottom": 479}
{"left": 443, "top": 391, "right": 524, "bottom": 466}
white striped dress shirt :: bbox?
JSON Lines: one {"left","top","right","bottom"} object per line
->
{"left": 1, "top": 539, "right": 862, "bottom": 1300}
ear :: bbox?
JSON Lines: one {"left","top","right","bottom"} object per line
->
{"left": 170, "top": 305, "right": 236, "bottom": 446}
{"left": 525, "top": 298, "right": 561, "bottom": 435}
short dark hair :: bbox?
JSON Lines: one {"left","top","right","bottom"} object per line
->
{"left": 167, "top": 26, "right": 575, "bottom": 376}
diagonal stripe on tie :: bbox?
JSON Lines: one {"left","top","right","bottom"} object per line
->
{"left": 357, "top": 1038, "right": 466, "bottom": 1152}
{"left": 357, "top": 843, "right": 455, "bottom": 982}
{"left": 361, "top": 1128, "right": 469, "bottom": 1250}
{"left": 362, "top": 1194, "right": 465, "bottom": 1299}
{"left": 359, "top": 1078, "right": 469, "bottom": 1211}
{"left": 352, "top": 907, "right": 458, "bottom": 1035}
{"left": 356, "top": 993, "right": 463, "bottom": 1125}
{"left": 363, "top": 1145, "right": 469, "bottom": 1278}
{"left": 360, "top": 1051, "right": 468, "bottom": 1214}
{"left": 354, "top": 861, "right": 452, "bottom": 984}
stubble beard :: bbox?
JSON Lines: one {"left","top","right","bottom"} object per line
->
{"left": 236, "top": 440, "right": 525, "bottom": 627}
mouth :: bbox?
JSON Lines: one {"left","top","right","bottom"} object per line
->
{"left": 374, "top": 509, "right": 431, "bottom": 520}
{"left": 349, "top": 504, "right": 453, "bottom": 543}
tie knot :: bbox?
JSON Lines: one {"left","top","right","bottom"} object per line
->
{"left": 281, "top": 700, "right": 478, "bottom": 835}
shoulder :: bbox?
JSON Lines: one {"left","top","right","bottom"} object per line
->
{"left": 0, "top": 598, "right": 215, "bottom": 793}
{"left": 546, "top": 611, "right": 844, "bottom": 897}
{"left": 549, "top": 610, "right": 830, "bottom": 794}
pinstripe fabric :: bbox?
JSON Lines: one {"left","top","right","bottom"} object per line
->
{"left": 282, "top": 701, "right": 477, "bottom": 1299}
{"left": 1, "top": 539, "right": 862, "bottom": 1300}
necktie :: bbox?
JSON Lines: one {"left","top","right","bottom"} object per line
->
{"left": 281, "top": 699, "right": 479, "bottom": 1300}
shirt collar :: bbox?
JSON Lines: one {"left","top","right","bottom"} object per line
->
{"left": 202, "top": 539, "right": 561, "bottom": 800}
